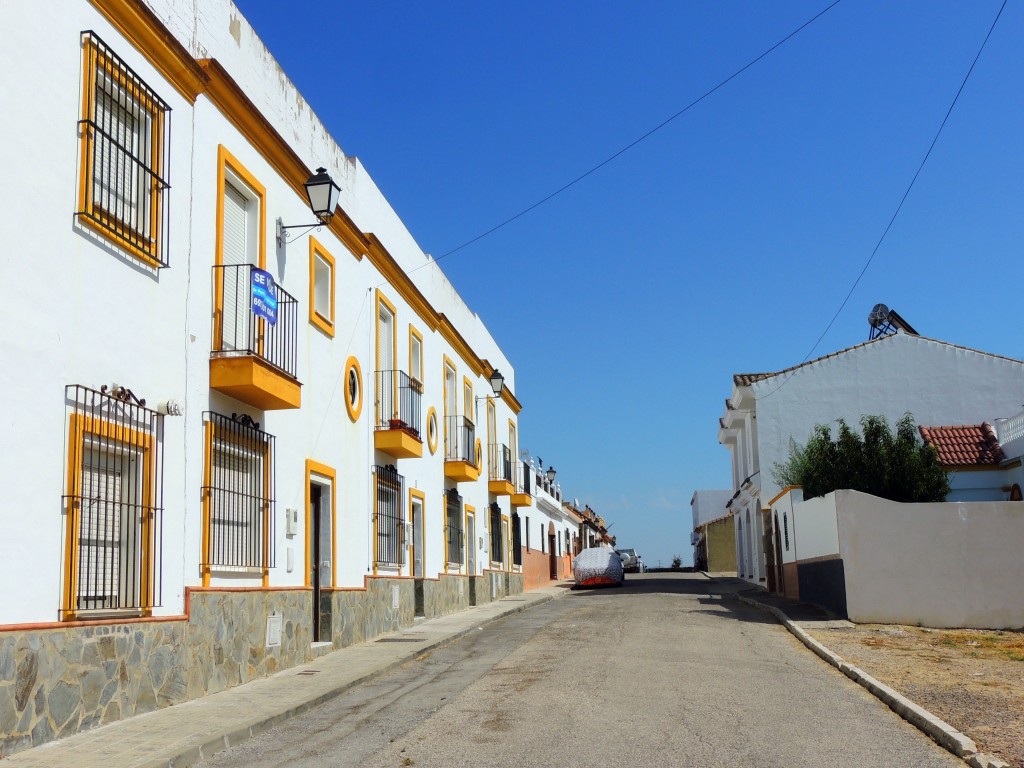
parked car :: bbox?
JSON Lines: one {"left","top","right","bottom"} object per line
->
{"left": 573, "top": 548, "right": 624, "bottom": 588}
{"left": 616, "top": 548, "right": 643, "bottom": 573}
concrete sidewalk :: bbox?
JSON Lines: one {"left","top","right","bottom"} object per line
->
{"left": 3, "top": 584, "right": 572, "bottom": 768}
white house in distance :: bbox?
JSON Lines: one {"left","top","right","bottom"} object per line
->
{"left": 0, "top": 0, "right": 621, "bottom": 757}
{"left": 689, "top": 489, "right": 732, "bottom": 568}
{"left": 718, "top": 327, "right": 1024, "bottom": 587}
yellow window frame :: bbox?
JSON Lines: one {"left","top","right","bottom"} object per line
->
{"left": 201, "top": 418, "right": 273, "bottom": 588}
{"left": 77, "top": 35, "right": 168, "bottom": 268}
{"left": 63, "top": 413, "right": 156, "bottom": 620}
{"left": 308, "top": 236, "right": 335, "bottom": 337}
{"left": 214, "top": 145, "right": 267, "bottom": 352}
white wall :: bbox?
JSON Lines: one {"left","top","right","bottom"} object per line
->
{"left": 790, "top": 494, "right": 839, "bottom": 562}
{"left": 0, "top": 0, "right": 523, "bottom": 623}
{"left": 690, "top": 490, "right": 732, "bottom": 529}
{"left": 836, "top": 490, "right": 1024, "bottom": 629}
{"left": 750, "top": 333, "right": 1024, "bottom": 504}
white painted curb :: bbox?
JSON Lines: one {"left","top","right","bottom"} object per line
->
{"left": 734, "top": 594, "right": 1010, "bottom": 768}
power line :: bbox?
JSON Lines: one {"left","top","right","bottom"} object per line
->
{"left": 431, "top": 0, "right": 845, "bottom": 265}
{"left": 758, "top": 0, "right": 1009, "bottom": 401}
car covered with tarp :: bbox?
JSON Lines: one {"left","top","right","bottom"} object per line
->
{"left": 572, "top": 547, "right": 624, "bottom": 588}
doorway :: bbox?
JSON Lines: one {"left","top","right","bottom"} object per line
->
{"left": 310, "top": 481, "right": 332, "bottom": 643}
{"left": 411, "top": 494, "right": 424, "bottom": 617}
{"left": 548, "top": 525, "right": 557, "bottom": 580}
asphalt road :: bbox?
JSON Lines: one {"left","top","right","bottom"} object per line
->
{"left": 198, "top": 574, "right": 961, "bottom": 768}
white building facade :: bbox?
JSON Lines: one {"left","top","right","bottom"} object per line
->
{"left": 719, "top": 331, "right": 1024, "bottom": 587}
{"left": 0, "top": 0, "right": 529, "bottom": 754}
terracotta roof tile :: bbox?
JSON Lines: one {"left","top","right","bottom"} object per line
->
{"left": 919, "top": 423, "right": 1006, "bottom": 467}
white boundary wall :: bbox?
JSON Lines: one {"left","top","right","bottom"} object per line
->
{"left": 836, "top": 490, "right": 1024, "bottom": 628}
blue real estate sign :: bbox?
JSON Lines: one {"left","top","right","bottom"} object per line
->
{"left": 251, "top": 268, "right": 278, "bottom": 325}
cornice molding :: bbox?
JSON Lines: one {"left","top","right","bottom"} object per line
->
{"left": 89, "top": 0, "right": 209, "bottom": 102}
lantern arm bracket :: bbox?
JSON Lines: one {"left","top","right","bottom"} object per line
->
{"left": 276, "top": 218, "right": 324, "bottom": 248}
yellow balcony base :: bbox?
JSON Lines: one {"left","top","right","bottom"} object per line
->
{"left": 488, "top": 479, "right": 515, "bottom": 496}
{"left": 444, "top": 460, "right": 479, "bottom": 482}
{"left": 511, "top": 493, "right": 532, "bottom": 507}
{"left": 374, "top": 428, "right": 423, "bottom": 458}
{"left": 210, "top": 356, "right": 301, "bottom": 410}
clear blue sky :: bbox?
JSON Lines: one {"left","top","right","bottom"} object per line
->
{"left": 234, "top": 0, "right": 1022, "bottom": 567}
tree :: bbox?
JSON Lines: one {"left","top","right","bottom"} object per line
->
{"left": 772, "top": 413, "right": 950, "bottom": 503}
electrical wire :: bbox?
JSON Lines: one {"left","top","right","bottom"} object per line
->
{"left": 427, "top": 0, "right": 845, "bottom": 267}
{"left": 757, "top": 0, "right": 1009, "bottom": 401}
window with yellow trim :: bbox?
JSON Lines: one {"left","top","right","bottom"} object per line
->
{"left": 309, "top": 237, "right": 335, "bottom": 336}
{"left": 77, "top": 32, "right": 171, "bottom": 267}
{"left": 409, "top": 327, "right": 423, "bottom": 390}
{"left": 202, "top": 411, "right": 276, "bottom": 576}
{"left": 61, "top": 385, "right": 164, "bottom": 620}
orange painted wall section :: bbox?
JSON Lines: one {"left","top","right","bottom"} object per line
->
{"left": 520, "top": 548, "right": 573, "bottom": 591}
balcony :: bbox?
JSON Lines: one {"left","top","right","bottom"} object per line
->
{"left": 488, "top": 443, "right": 514, "bottom": 496}
{"left": 374, "top": 370, "right": 423, "bottom": 458}
{"left": 210, "top": 264, "right": 300, "bottom": 410}
{"left": 511, "top": 460, "right": 532, "bottom": 507}
{"left": 444, "top": 415, "right": 479, "bottom": 482}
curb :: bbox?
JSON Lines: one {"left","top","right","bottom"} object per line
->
{"left": 163, "top": 592, "right": 557, "bottom": 768}
{"left": 734, "top": 594, "right": 1009, "bottom": 768}
{"left": 33, "top": 591, "right": 559, "bottom": 768}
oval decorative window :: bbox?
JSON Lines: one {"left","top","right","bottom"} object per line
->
{"left": 426, "top": 407, "right": 438, "bottom": 454}
{"left": 344, "top": 356, "right": 363, "bottom": 421}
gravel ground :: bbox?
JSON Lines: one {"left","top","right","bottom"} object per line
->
{"left": 805, "top": 624, "right": 1024, "bottom": 767}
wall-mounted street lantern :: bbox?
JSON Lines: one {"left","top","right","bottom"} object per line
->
{"left": 546, "top": 466, "right": 556, "bottom": 483}
{"left": 276, "top": 166, "right": 342, "bottom": 247}
{"left": 488, "top": 369, "right": 505, "bottom": 397}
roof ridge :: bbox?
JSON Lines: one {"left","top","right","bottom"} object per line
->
{"left": 733, "top": 333, "right": 1024, "bottom": 388}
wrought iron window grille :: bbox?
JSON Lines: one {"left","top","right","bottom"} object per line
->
{"left": 373, "top": 464, "right": 405, "bottom": 568}
{"left": 202, "top": 411, "right": 276, "bottom": 571}
{"left": 489, "top": 503, "right": 503, "bottom": 564}
{"left": 511, "top": 512, "right": 522, "bottom": 566}
{"left": 77, "top": 31, "right": 171, "bottom": 267}
{"left": 62, "top": 384, "right": 165, "bottom": 619}
{"left": 444, "top": 488, "right": 463, "bottom": 566}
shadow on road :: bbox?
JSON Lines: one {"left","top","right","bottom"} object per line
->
{"left": 564, "top": 573, "right": 784, "bottom": 625}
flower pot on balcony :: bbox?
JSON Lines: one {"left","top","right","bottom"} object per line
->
{"left": 388, "top": 418, "right": 407, "bottom": 430}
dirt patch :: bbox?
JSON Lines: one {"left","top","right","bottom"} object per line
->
{"left": 806, "top": 624, "right": 1024, "bottom": 767}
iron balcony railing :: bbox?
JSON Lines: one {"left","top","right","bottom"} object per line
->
{"left": 212, "top": 264, "right": 298, "bottom": 380}
{"left": 445, "top": 415, "right": 475, "bottom": 464}
{"left": 375, "top": 370, "right": 422, "bottom": 438}
{"left": 445, "top": 489, "right": 463, "bottom": 566}
{"left": 373, "top": 465, "right": 405, "bottom": 568}
{"left": 515, "top": 461, "right": 531, "bottom": 497}
{"left": 488, "top": 443, "right": 512, "bottom": 483}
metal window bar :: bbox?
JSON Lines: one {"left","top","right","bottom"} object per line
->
{"left": 373, "top": 465, "right": 405, "bottom": 568}
{"left": 211, "top": 264, "right": 299, "bottom": 379}
{"left": 489, "top": 504, "right": 503, "bottom": 564}
{"left": 488, "top": 443, "right": 512, "bottom": 483}
{"left": 516, "top": 461, "right": 531, "bottom": 497}
{"left": 202, "top": 411, "right": 276, "bottom": 569}
{"left": 511, "top": 512, "right": 522, "bottom": 566}
{"left": 445, "top": 415, "right": 475, "bottom": 463}
{"left": 374, "top": 370, "right": 422, "bottom": 438}
{"left": 62, "top": 385, "right": 164, "bottom": 616}
{"left": 445, "top": 489, "right": 463, "bottom": 566}
{"left": 77, "top": 31, "right": 171, "bottom": 266}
